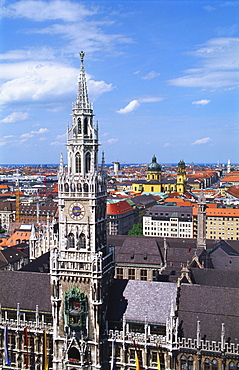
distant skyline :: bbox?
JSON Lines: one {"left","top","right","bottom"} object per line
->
{"left": 0, "top": 0, "right": 239, "bottom": 165}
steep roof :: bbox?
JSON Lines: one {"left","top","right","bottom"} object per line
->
{"left": 107, "top": 279, "right": 177, "bottom": 325}
{"left": 178, "top": 283, "right": 239, "bottom": 343}
{"left": 0, "top": 270, "right": 51, "bottom": 312}
{"left": 107, "top": 200, "right": 134, "bottom": 215}
{"left": 190, "top": 267, "right": 239, "bottom": 288}
{"left": 20, "top": 251, "right": 50, "bottom": 273}
{"left": 227, "top": 186, "right": 239, "bottom": 198}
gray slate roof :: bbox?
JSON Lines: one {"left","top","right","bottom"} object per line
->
{"left": 0, "top": 270, "right": 51, "bottom": 312}
{"left": 107, "top": 279, "right": 177, "bottom": 325}
{"left": 178, "top": 283, "right": 239, "bottom": 343}
{"left": 123, "top": 280, "right": 177, "bottom": 324}
{"left": 191, "top": 267, "right": 239, "bottom": 288}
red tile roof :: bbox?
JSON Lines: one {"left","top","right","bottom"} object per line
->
{"left": 107, "top": 200, "right": 134, "bottom": 215}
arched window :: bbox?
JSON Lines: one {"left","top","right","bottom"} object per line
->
{"left": 78, "top": 233, "right": 86, "bottom": 249}
{"left": 84, "top": 183, "right": 89, "bottom": 193}
{"left": 212, "top": 359, "right": 218, "bottom": 370}
{"left": 68, "top": 347, "right": 80, "bottom": 365}
{"left": 188, "top": 356, "right": 194, "bottom": 370}
{"left": 78, "top": 118, "right": 81, "bottom": 134}
{"left": 68, "top": 233, "right": 75, "bottom": 248}
{"left": 65, "top": 183, "right": 69, "bottom": 193}
{"left": 85, "top": 152, "right": 91, "bottom": 173}
{"left": 204, "top": 359, "right": 211, "bottom": 370}
{"left": 75, "top": 153, "right": 81, "bottom": 173}
{"left": 180, "top": 355, "right": 187, "bottom": 370}
{"left": 84, "top": 117, "right": 88, "bottom": 136}
{"left": 229, "top": 362, "right": 235, "bottom": 370}
{"left": 77, "top": 183, "right": 82, "bottom": 192}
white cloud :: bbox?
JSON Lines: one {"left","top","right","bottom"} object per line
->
{"left": 0, "top": 61, "right": 113, "bottom": 105}
{"left": 191, "top": 137, "right": 212, "bottom": 145}
{"left": 139, "top": 96, "right": 164, "bottom": 103}
{"left": 31, "top": 128, "right": 49, "bottom": 134}
{"left": 142, "top": 71, "right": 160, "bottom": 80}
{"left": 19, "top": 128, "right": 49, "bottom": 142}
{"left": 0, "top": 111, "right": 29, "bottom": 123}
{"left": 0, "top": 47, "right": 56, "bottom": 61}
{"left": 203, "top": 5, "right": 215, "bottom": 12}
{"left": 163, "top": 143, "right": 171, "bottom": 147}
{"left": 56, "top": 133, "right": 67, "bottom": 140}
{"left": 3, "top": 0, "right": 95, "bottom": 22}
{"left": 20, "top": 133, "right": 34, "bottom": 139}
{"left": 0, "top": 141, "right": 7, "bottom": 147}
{"left": 3, "top": 135, "right": 15, "bottom": 139}
{"left": 192, "top": 99, "right": 211, "bottom": 106}
{"left": 50, "top": 141, "right": 64, "bottom": 146}
{"left": 87, "top": 79, "right": 114, "bottom": 100}
{"left": 116, "top": 100, "right": 140, "bottom": 114}
{"left": 168, "top": 37, "right": 239, "bottom": 89}
{"left": 107, "top": 138, "right": 118, "bottom": 144}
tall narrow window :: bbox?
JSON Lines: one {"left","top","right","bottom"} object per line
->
{"left": 84, "top": 117, "right": 88, "bottom": 136}
{"left": 180, "top": 356, "right": 187, "bottom": 370}
{"left": 78, "top": 233, "right": 86, "bottom": 249}
{"left": 204, "top": 359, "right": 210, "bottom": 370}
{"left": 78, "top": 118, "right": 81, "bottom": 134}
{"left": 75, "top": 153, "right": 81, "bottom": 173}
{"left": 85, "top": 153, "right": 91, "bottom": 173}
{"left": 212, "top": 360, "right": 218, "bottom": 370}
{"left": 188, "top": 357, "right": 194, "bottom": 370}
{"left": 68, "top": 233, "right": 75, "bottom": 248}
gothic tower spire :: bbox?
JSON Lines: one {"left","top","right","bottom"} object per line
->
{"left": 75, "top": 51, "right": 91, "bottom": 110}
{"left": 51, "top": 52, "right": 114, "bottom": 370}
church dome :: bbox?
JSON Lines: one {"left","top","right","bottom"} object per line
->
{"left": 148, "top": 155, "right": 161, "bottom": 171}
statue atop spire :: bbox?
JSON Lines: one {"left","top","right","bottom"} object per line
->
{"left": 80, "top": 50, "right": 85, "bottom": 64}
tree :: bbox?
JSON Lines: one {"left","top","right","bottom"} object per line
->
{"left": 128, "top": 223, "right": 143, "bottom": 236}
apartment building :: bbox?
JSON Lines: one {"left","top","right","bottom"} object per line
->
{"left": 143, "top": 205, "right": 193, "bottom": 238}
{"left": 205, "top": 206, "right": 239, "bottom": 240}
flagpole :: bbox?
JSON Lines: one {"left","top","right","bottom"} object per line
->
{"left": 4, "top": 325, "right": 11, "bottom": 366}
{"left": 111, "top": 338, "right": 114, "bottom": 370}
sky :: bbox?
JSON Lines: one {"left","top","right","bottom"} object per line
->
{"left": 0, "top": 0, "right": 239, "bottom": 165}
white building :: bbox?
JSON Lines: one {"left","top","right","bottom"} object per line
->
{"left": 143, "top": 205, "right": 193, "bottom": 238}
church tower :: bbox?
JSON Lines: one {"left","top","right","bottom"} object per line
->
{"left": 176, "top": 160, "right": 186, "bottom": 194}
{"left": 50, "top": 52, "right": 115, "bottom": 370}
{"left": 147, "top": 155, "right": 162, "bottom": 182}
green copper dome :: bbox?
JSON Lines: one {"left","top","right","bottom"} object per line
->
{"left": 148, "top": 155, "right": 161, "bottom": 171}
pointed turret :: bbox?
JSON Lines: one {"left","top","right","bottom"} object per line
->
{"left": 59, "top": 152, "right": 64, "bottom": 174}
{"left": 74, "top": 51, "right": 91, "bottom": 111}
{"left": 197, "top": 190, "right": 207, "bottom": 249}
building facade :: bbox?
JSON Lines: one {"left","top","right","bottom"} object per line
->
{"left": 143, "top": 205, "right": 193, "bottom": 238}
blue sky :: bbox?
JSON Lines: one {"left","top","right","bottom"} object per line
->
{"left": 0, "top": 0, "right": 239, "bottom": 165}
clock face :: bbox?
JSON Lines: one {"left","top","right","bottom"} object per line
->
{"left": 69, "top": 202, "right": 85, "bottom": 220}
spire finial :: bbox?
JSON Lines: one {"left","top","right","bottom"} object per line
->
{"left": 79, "top": 51, "right": 85, "bottom": 71}
{"left": 80, "top": 51, "right": 85, "bottom": 62}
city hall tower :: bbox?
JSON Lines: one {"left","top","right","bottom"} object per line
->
{"left": 50, "top": 52, "right": 115, "bottom": 370}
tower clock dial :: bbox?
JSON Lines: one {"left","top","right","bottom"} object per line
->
{"left": 69, "top": 202, "right": 85, "bottom": 220}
